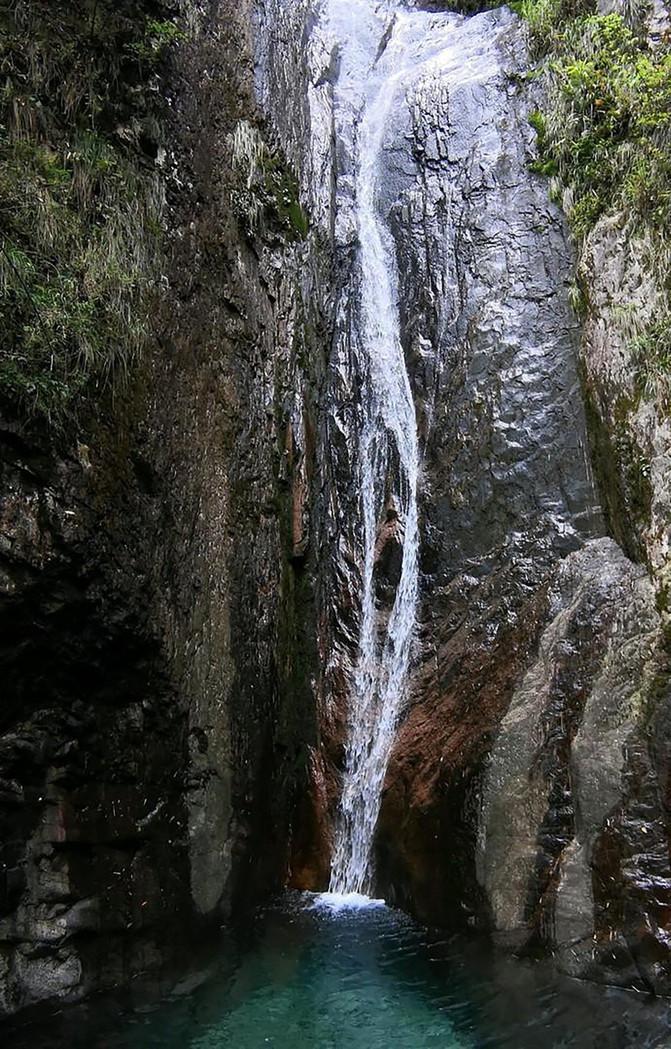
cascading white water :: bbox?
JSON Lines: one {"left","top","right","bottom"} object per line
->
{"left": 327, "top": 1, "right": 425, "bottom": 897}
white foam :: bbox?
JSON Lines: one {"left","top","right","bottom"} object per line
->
{"left": 309, "top": 891, "right": 387, "bottom": 912}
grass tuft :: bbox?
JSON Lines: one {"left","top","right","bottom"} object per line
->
{"left": 0, "top": 0, "right": 181, "bottom": 426}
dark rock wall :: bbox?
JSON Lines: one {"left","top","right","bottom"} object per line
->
{"left": 255, "top": 0, "right": 357, "bottom": 887}
{"left": 0, "top": 0, "right": 328, "bottom": 1014}
{"left": 0, "top": 425, "right": 189, "bottom": 1011}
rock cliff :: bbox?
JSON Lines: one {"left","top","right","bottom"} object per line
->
{"left": 261, "top": 0, "right": 671, "bottom": 995}
{"left": 2, "top": 0, "right": 671, "bottom": 1018}
{"left": 0, "top": 0, "right": 327, "bottom": 1013}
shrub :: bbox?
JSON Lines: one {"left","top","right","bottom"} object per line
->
{"left": 526, "top": 11, "right": 671, "bottom": 239}
{"left": 530, "top": 15, "right": 671, "bottom": 239}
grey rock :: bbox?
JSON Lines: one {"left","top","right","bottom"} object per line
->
{"left": 478, "top": 536, "right": 666, "bottom": 990}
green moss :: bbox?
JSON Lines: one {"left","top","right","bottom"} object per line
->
{"left": 230, "top": 122, "right": 309, "bottom": 243}
{"left": 0, "top": 1, "right": 182, "bottom": 426}
{"left": 264, "top": 163, "right": 309, "bottom": 240}
{"left": 513, "top": 0, "right": 596, "bottom": 55}
{"left": 126, "top": 18, "right": 186, "bottom": 66}
{"left": 528, "top": 111, "right": 559, "bottom": 174}
{"left": 632, "top": 318, "right": 671, "bottom": 408}
{"left": 567, "top": 277, "right": 588, "bottom": 318}
{"left": 429, "top": 0, "right": 501, "bottom": 12}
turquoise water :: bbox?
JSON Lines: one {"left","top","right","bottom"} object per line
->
{"left": 7, "top": 895, "right": 671, "bottom": 1048}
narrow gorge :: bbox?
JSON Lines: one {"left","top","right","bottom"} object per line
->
{"left": 2, "top": 0, "right": 671, "bottom": 1044}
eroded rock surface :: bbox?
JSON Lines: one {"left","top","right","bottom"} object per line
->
{"left": 578, "top": 215, "right": 671, "bottom": 600}
{"left": 478, "top": 537, "right": 669, "bottom": 991}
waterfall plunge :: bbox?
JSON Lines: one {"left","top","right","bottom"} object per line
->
{"left": 327, "top": 2, "right": 432, "bottom": 897}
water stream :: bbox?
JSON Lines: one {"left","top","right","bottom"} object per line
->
{"left": 327, "top": 0, "right": 426, "bottom": 898}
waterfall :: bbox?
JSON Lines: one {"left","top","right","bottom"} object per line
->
{"left": 327, "top": 1, "right": 428, "bottom": 897}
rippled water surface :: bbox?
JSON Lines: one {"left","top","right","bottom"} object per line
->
{"left": 8, "top": 895, "right": 671, "bottom": 1048}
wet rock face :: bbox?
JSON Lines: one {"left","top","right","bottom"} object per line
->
{"left": 304, "top": 4, "right": 603, "bottom": 909}
{"left": 0, "top": 0, "right": 327, "bottom": 1015}
{"left": 263, "top": 3, "right": 609, "bottom": 892}
{"left": 385, "top": 8, "right": 602, "bottom": 567}
{"left": 262, "top": 0, "right": 671, "bottom": 992}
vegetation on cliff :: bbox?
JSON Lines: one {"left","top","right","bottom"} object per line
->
{"left": 230, "top": 119, "right": 309, "bottom": 243}
{"left": 527, "top": 5, "right": 671, "bottom": 239}
{"left": 523, "top": 0, "right": 671, "bottom": 400}
{"left": 0, "top": 1, "right": 182, "bottom": 424}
